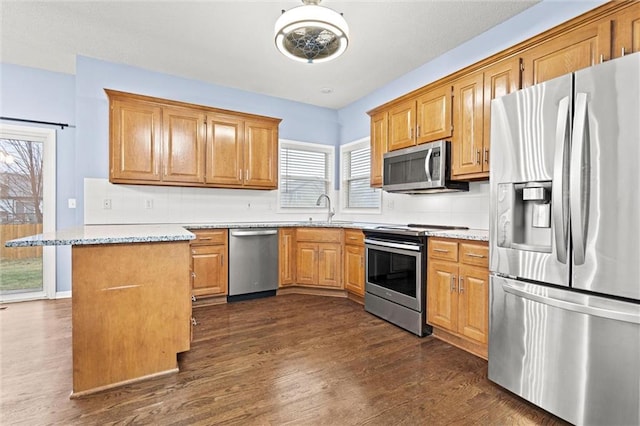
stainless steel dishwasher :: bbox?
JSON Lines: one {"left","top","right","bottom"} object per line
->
{"left": 228, "top": 228, "right": 279, "bottom": 301}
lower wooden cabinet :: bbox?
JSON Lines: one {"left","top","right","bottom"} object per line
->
{"left": 427, "top": 238, "right": 489, "bottom": 359}
{"left": 278, "top": 228, "right": 296, "bottom": 286}
{"left": 189, "top": 229, "right": 228, "bottom": 297}
{"left": 344, "top": 229, "right": 365, "bottom": 297}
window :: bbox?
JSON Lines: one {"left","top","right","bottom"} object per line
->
{"left": 341, "top": 138, "right": 381, "bottom": 210}
{"left": 279, "top": 140, "right": 333, "bottom": 208}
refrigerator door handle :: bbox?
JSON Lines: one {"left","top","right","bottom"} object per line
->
{"left": 570, "top": 92, "right": 589, "bottom": 265}
{"left": 501, "top": 281, "right": 640, "bottom": 325}
{"left": 552, "top": 96, "right": 570, "bottom": 264}
{"left": 424, "top": 148, "right": 433, "bottom": 182}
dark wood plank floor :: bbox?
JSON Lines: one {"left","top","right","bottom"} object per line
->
{"left": 1, "top": 294, "right": 567, "bottom": 425}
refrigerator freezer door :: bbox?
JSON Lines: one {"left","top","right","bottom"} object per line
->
{"left": 572, "top": 53, "right": 640, "bottom": 301}
{"left": 489, "top": 275, "right": 640, "bottom": 426}
{"left": 489, "top": 74, "right": 572, "bottom": 286}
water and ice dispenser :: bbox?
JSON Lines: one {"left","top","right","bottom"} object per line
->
{"left": 496, "top": 181, "right": 553, "bottom": 253}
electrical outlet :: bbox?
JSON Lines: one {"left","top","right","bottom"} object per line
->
{"left": 145, "top": 199, "right": 153, "bottom": 209}
{"left": 103, "top": 199, "right": 112, "bottom": 210}
{"left": 68, "top": 198, "right": 76, "bottom": 209}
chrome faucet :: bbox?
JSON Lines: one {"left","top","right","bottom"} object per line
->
{"left": 316, "top": 194, "right": 335, "bottom": 223}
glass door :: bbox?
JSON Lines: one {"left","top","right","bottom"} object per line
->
{"left": 0, "top": 124, "right": 56, "bottom": 301}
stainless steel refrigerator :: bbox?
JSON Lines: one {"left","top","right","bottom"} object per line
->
{"left": 489, "top": 52, "right": 640, "bottom": 425}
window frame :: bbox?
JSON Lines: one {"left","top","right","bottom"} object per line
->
{"left": 277, "top": 139, "right": 335, "bottom": 212}
{"left": 340, "top": 137, "right": 381, "bottom": 213}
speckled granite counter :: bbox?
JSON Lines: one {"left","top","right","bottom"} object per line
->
{"left": 5, "top": 222, "right": 488, "bottom": 247}
{"left": 4, "top": 224, "right": 195, "bottom": 247}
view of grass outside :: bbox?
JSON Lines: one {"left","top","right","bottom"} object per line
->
{"left": 0, "top": 257, "right": 43, "bottom": 293}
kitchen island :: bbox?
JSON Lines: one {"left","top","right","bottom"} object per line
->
{"left": 7, "top": 224, "right": 195, "bottom": 397}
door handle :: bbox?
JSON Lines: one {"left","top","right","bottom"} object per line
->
{"left": 570, "top": 93, "right": 589, "bottom": 265}
{"left": 552, "top": 96, "right": 570, "bottom": 264}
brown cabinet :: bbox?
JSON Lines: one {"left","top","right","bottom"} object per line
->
{"left": 427, "top": 238, "right": 489, "bottom": 359}
{"left": 294, "top": 228, "right": 343, "bottom": 289}
{"left": 609, "top": 2, "right": 640, "bottom": 59}
{"left": 522, "top": 23, "right": 602, "bottom": 87}
{"left": 107, "top": 90, "right": 281, "bottom": 189}
{"left": 452, "top": 58, "right": 520, "bottom": 180}
{"left": 343, "top": 229, "right": 365, "bottom": 297}
{"left": 278, "top": 228, "right": 296, "bottom": 287}
{"left": 387, "top": 84, "right": 452, "bottom": 152}
{"left": 109, "top": 96, "right": 163, "bottom": 182}
{"left": 189, "top": 229, "right": 228, "bottom": 298}
{"left": 370, "top": 111, "right": 388, "bottom": 188}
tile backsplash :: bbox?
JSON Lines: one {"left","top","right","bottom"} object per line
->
{"left": 84, "top": 178, "right": 489, "bottom": 229}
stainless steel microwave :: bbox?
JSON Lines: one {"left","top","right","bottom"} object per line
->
{"left": 383, "top": 140, "right": 469, "bottom": 194}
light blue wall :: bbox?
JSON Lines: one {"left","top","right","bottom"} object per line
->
{"left": 337, "top": 0, "right": 608, "bottom": 144}
{"left": 0, "top": 63, "right": 76, "bottom": 292}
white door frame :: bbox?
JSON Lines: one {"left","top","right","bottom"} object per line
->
{"left": 0, "top": 123, "right": 56, "bottom": 301}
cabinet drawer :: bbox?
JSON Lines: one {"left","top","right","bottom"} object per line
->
{"left": 344, "top": 229, "right": 364, "bottom": 246}
{"left": 460, "top": 243, "right": 489, "bottom": 267}
{"left": 429, "top": 239, "right": 459, "bottom": 262}
{"left": 296, "top": 228, "right": 342, "bottom": 243}
{"left": 189, "top": 229, "right": 227, "bottom": 245}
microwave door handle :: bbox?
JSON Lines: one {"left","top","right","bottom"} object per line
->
{"left": 570, "top": 92, "right": 589, "bottom": 265}
{"left": 424, "top": 148, "right": 433, "bottom": 182}
{"left": 552, "top": 96, "right": 570, "bottom": 264}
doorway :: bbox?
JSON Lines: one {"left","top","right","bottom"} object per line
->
{"left": 0, "top": 124, "right": 56, "bottom": 302}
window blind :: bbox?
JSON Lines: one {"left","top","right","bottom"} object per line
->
{"left": 343, "top": 145, "right": 380, "bottom": 209}
{"left": 280, "top": 145, "right": 330, "bottom": 208}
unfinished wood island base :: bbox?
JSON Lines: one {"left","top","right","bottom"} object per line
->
{"left": 71, "top": 241, "right": 191, "bottom": 398}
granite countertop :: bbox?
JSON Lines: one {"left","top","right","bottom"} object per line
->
{"left": 5, "top": 221, "right": 488, "bottom": 247}
{"left": 4, "top": 224, "right": 195, "bottom": 247}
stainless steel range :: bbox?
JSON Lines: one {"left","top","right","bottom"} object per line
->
{"left": 363, "top": 224, "right": 468, "bottom": 336}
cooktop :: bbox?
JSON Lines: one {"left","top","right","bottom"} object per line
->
{"left": 364, "top": 223, "right": 469, "bottom": 237}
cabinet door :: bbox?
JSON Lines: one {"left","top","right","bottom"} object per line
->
{"left": 191, "top": 245, "right": 228, "bottom": 296}
{"left": 279, "top": 228, "right": 296, "bottom": 286}
{"left": 344, "top": 244, "right": 364, "bottom": 296}
{"left": 318, "top": 243, "right": 342, "bottom": 288}
{"left": 205, "top": 114, "right": 244, "bottom": 186}
{"left": 522, "top": 24, "right": 600, "bottom": 87}
{"left": 296, "top": 242, "right": 318, "bottom": 286}
{"left": 244, "top": 119, "right": 278, "bottom": 188}
{"left": 416, "top": 84, "right": 452, "bottom": 144}
{"left": 457, "top": 265, "right": 489, "bottom": 345}
{"left": 482, "top": 57, "right": 521, "bottom": 173}
{"left": 388, "top": 100, "right": 416, "bottom": 151}
{"left": 110, "top": 98, "right": 162, "bottom": 182}
{"left": 452, "top": 71, "right": 484, "bottom": 178}
{"left": 162, "top": 107, "right": 206, "bottom": 183}
{"left": 427, "top": 261, "right": 458, "bottom": 331}
{"left": 613, "top": 2, "right": 640, "bottom": 58}
{"left": 370, "top": 111, "right": 388, "bottom": 188}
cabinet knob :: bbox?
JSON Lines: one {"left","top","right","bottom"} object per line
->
{"left": 191, "top": 272, "right": 196, "bottom": 278}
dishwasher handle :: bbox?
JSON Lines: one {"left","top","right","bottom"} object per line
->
{"left": 230, "top": 229, "right": 278, "bottom": 237}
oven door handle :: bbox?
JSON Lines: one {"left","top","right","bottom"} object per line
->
{"left": 364, "top": 238, "right": 422, "bottom": 252}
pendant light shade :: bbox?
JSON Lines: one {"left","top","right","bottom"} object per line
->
{"left": 274, "top": 0, "right": 349, "bottom": 64}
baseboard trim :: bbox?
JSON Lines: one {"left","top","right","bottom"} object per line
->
{"left": 56, "top": 291, "right": 72, "bottom": 299}
{"left": 277, "top": 286, "right": 348, "bottom": 298}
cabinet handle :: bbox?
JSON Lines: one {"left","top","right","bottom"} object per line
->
{"left": 245, "top": 169, "right": 249, "bottom": 181}
{"left": 459, "top": 276, "right": 464, "bottom": 293}
{"left": 199, "top": 237, "right": 213, "bottom": 241}
{"left": 221, "top": 254, "right": 224, "bottom": 265}
{"left": 191, "top": 317, "right": 198, "bottom": 326}
{"left": 622, "top": 47, "right": 627, "bottom": 57}
{"left": 191, "top": 294, "right": 196, "bottom": 302}
{"left": 410, "top": 127, "right": 414, "bottom": 140}
{"left": 451, "top": 275, "right": 457, "bottom": 292}
{"left": 238, "top": 170, "right": 242, "bottom": 181}
{"left": 434, "top": 248, "right": 449, "bottom": 253}
{"left": 476, "top": 149, "right": 481, "bottom": 165}
{"left": 416, "top": 125, "right": 420, "bottom": 138}
{"left": 191, "top": 271, "right": 196, "bottom": 279}
{"left": 484, "top": 148, "right": 489, "bottom": 164}
{"left": 192, "top": 249, "right": 196, "bottom": 255}
{"left": 466, "top": 253, "right": 486, "bottom": 258}
{"left": 600, "top": 54, "right": 604, "bottom": 63}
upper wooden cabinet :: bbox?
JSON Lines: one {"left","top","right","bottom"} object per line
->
{"left": 612, "top": 2, "right": 640, "bottom": 58}
{"left": 109, "top": 96, "right": 162, "bottom": 182}
{"left": 387, "top": 84, "right": 453, "bottom": 152}
{"left": 370, "top": 111, "right": 388, "bottom": 188}
{"left": 163, "top": 106, "right": 206, "bottom": 184}
{"left": 106, "top": 89, "right": 281, "bottom": 189}
{"left": 521, "top": 23, "right": 602, "bottom": 87}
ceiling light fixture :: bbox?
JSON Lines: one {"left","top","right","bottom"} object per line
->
{"left": 274, "top": 0, "right": 349, "bottom": 64}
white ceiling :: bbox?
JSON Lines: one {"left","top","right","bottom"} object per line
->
{"left": 0, "top": 1, "right": 540, "bottom": 109}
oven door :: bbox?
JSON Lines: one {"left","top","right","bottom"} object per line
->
{"left": 365, "top": 238, "right": 423, "bottom": 312}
